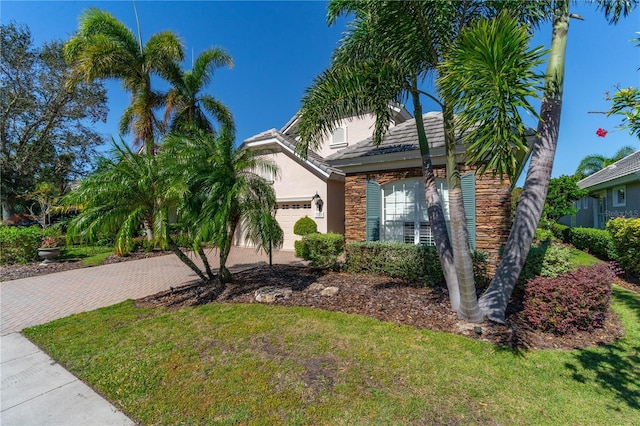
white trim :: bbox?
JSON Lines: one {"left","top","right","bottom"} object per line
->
{"left": 612, "top": 185, "right": 626, "bottom": 207}
{"left": 245, "top": 136, "right": 332, "bottom": 179}
{"left": 277, "top": 196, "right": 314, "bottom": 203}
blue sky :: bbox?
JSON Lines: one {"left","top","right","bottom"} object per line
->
{"left": 3, "top": 0, "right": 639, "bottom": 179}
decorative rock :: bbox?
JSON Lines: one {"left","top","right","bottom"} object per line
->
{"left": 255, "top": 286, "right": 292, "bottom": 303}
{"left": 320, "top": 286, "right": 339, "bottom": 296}
{"left": 307, "top": 282, "right": 326, "bottom": 292}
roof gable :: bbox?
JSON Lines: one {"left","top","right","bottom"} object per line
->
{"left": 242, "top": 129, "right": 344, "bottom": 180}
{"left": 578, "top": 151, "right": 640, "bottom": 189}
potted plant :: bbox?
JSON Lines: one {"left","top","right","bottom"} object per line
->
{"left": 38, "top": 236, "right": 61, "bottom": 263}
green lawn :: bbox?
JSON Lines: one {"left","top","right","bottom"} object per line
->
{"left": 24, "top": 286, "right": 640, "bottom": 425}
{"left": 59, "top": 245, "right": 114, "bottom": 266}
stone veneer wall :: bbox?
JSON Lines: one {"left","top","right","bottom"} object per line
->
{"left": 344, "top": 165, "right": 511, "bottom": 275}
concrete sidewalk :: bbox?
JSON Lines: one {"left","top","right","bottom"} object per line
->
{"left": 1, "top": 248, "right": 301, "bottom": 425}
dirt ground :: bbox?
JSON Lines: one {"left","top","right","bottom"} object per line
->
{"left": 136, "top": 264, "right": 639, "bottom": 350}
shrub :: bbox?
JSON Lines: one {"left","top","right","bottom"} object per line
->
{"left": 297, "top": 233, "right": 344, "bottom": 268}
{"left": 550, "top": 223, "right": 571, "bottom": 244}
{"left": 472, "top": 250, "right": 491, "bottom": 291}
{"left": 523, "top": 263, "right": 614, "bottom": 335}
{"left": 518, "top": 243, "right": 573, "bottom": 285}
{"left": 344, "top": 242, "right": 444, "bottom": 285}
{"left": 534, "top": 227, "right": 554, "bottom": 242}
{"left": 293, "top": 216, "right": 317, "bottom": 236}
{"left": 570, "top": 227, "right": 617, "bottom": 260}
{"left": 0, "top": 226, "right": 46, "bottom": 264}
{"left": 607, "top": 217, "right": 640, "bottom": 277}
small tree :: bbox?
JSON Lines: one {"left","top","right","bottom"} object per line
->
{"left": 293, "top": 216, "right": 317, "bottom": 236}
{"left": 541, "top": 175, "right": 588, "bottom": 225}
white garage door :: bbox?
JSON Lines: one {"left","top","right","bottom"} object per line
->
{"left": 276, "top": 202, "right": 313, "bottom": 250}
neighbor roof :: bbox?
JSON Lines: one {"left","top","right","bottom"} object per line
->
{"left": 578, "top": 151, "right": 640, "bottom": 189}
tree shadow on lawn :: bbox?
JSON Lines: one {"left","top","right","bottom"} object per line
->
{"left": 564, "top": 288, "right": 640, "bottom": 410}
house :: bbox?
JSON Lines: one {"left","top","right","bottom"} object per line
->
{"left": 565, "top": 150, "right": 640, "bottom": 229}
{"left": 236, "top": 106, "right": 412, "bottom": 250}
{"left": 239, "top": 110, "right": 528, "bottom": 271}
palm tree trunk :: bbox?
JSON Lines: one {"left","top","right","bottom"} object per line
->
{"left": 197, "top": 247, "right": 215, "bottom": 281}
{"left": 218, "top": 218, "right": 238, "bottom": 285}
{"left": 442, "top": 104, "right": 482, "bottom": 322}
{"left": 479, "top": 1, "right": 569, "bottom": 323}
{"left": 168, "top": 238, "right": 210, "bottom": 283}
{"left": 411, "top": 87, "right": 461, "bottom": 313}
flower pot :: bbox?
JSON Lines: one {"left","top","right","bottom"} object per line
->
{"left": 38, "top": 247, "right": 61, "bottom": 263}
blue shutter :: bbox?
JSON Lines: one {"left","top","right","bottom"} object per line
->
{"left": 460, "top": 173, "right": 476, "bottom": 250}
{"left": 366, "top": 180, "right": 381, "bottom": 241}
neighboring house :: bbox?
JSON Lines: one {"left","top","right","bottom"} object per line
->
{"left": 563, "top": 150, "right": 640, "bottom": 229}
{"left": 239, "top": 109, "right": 531, "bottom": 271}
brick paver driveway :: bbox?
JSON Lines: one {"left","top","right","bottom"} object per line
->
{"left": 1, "top": 248, "right": 301, "bottom": 334}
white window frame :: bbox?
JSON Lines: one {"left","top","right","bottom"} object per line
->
{"left": 381, "top": 178, "right": 449, "bottom": 246}
{"left": 613, "top": 185, "right": 626, "bottom": 207}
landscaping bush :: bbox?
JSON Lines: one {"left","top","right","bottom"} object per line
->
{"left": 550, "top": 222, "right": 571, "bottom": 243}
{"left": 570, "top": 227, "right": 617, "bottom": 260}
{"left": 606, "top": 217, "right": 640, "bottom": 277}
{"left": 293, "top": 216, "right": 317, "bottom": 236}
{"left": 344, "top": 242, "right": 444, "bottom": 285}
{"left": 297, "top": 233, "right": 344, "bottom": 268}
{"left": 534, "top": 227, "right": 554, "bottom": 242}
{"left": 0, "top": 225, "right": 60, "bottom": 265}
{"left": 518, "top": 243, "right": 573, "bottom": 285}
{"left": 472, "top": 250, "right": 491, "bottom": 291}
{"left": 523, "top": 263, "right": 614, "bottom": 335}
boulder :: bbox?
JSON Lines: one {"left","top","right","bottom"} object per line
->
{"left": 255, "top": 286, "right": 292, "bottom": 303}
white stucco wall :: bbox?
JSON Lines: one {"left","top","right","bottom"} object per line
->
{"left": 314, "top": 115, "right": 378, "bottom": 159}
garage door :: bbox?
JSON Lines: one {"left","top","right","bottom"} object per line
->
{"left": 276, "top": 202, "right": 313, "bottom": 250}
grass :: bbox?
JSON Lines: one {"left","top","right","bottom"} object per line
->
{"left": 568, "top": 248, "right": 602, "bottom": 267}
{"left": 24, "top": 286, "right": 640, "bottom": 425}
{"left": 59, "top": 245, "right": 113, "bottom": 266}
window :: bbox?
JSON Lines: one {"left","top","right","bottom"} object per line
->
{"left": 381, "top": 178, "right": 448, "bottom": 245}
{"left": 303, "top": 203, "right": 311, "bottom": 209}
{"left": 582, "top": 197, "right": 588, "bottom": 209}
{"left": 613, "top": 185, "right": 626, "bottom": 207}
{"left": 576, "top": 200, "right": 581, "bottom": 210}
{"left": 330, "top": 127, "right": 347, "bottom": 148}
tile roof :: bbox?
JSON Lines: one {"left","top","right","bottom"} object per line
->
{"left": 243, "top": 128, "right": 344, "bottom": 177}
{"left": 325, "top": 112, "right": 449, "bottom": 162}
{"left": 577, "top": 150, "right": 640, "bottom": 189}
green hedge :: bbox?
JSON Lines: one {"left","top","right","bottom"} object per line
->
{"left": 295, "top": 233, "right": 344, "bottom": 268}
{"left": 344, "top": 242, "right": 444, "bottom": 285}
{"left": 550, "top": 223, "right": 571, "bottom": 243}
{"left": 607, "top": 217, "right": 640, "bottom": 277}
{"left": 570, "top": 227, "right": 617, "bottom": 261}
{"left": 0, "top": 226, "right": 60, "bottom": 265}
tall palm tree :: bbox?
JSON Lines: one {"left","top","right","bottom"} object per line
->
{"left": 297, "top": 0, "right": 543, "bottom": 321}
{"left": 162, "top": 128, "right": 282, "bottom": 286}
{"left": 164, "top": 48, "right": 235, "bottom": 135}
{"left": 64, "top": 141, "right": 174, "bottom": 256}
{"left": 478, "top": 0, "right": 637, "bottom": 323}
{"left": 575, "top": 145, "right": 635, "bottom": 178}
{"left": 65, "top": 7, "right": 184, "bottom": 154}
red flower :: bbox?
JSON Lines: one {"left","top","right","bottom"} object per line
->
{"left": 596, "top": 128, "right": 608, "bottom": 137}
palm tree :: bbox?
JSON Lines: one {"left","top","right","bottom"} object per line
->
{"left": 478, "top": 0, "right": 637, "bottom": 323}
{"left": 65, "top": 7, "right": 184, "bottom": 155}
{"left": 164, "top": 48, "right": 235, "bottom": 135}
{"left": 64, "top": 141, "right": 173, "bottom": 256}
{"left": 575, "top": 145, "right": 635, "bottom": 178}
{"left": 162, "top": 128, "right": 282, "bottom": 286}
{"left": 297, "top": 1, "right": 543, "bottom": 321}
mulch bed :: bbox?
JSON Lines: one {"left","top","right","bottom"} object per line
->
{"left": 1, "top": 250, "right": 169, "bottom": 281}
{"left": 136, "top": 264, "right": 638, "bottom": 351}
